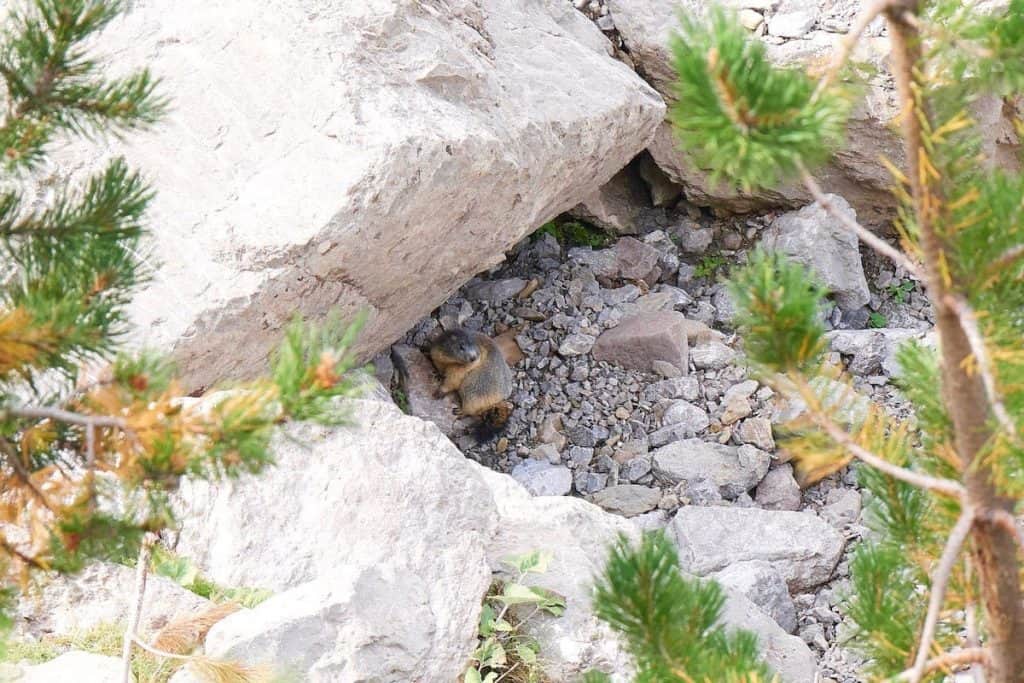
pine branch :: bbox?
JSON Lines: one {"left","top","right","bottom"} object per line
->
{"left": 793, "top": 377, "right": 966, "bottom": 498}
{"left": 982, "top": 245, "right": 1024, "bottom": 282}
{"left": 4, "top": 404, "right": 126, "bottom": 428}
{"left": 0, "top": 0, "right": 165, "bottom": 171}
{"left": 906, "top": 507, "right": 975, "bottom": 683}
{"left": 592, "top": 532, "right": 775, "bottom": 681}
{"left": 0, "top": 435, "right": 54, "bottom": 510}
{"left": 669, "top": 6, "right": 849, "bottom": 191}
{"left": 892, "top": 647, "right": 990, "bottom": 681}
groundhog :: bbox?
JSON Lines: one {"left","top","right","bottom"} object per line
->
{"left": 429, "top": 328, "right": 513, "bottom": 438}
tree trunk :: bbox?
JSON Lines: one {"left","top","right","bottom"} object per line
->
{"left": 886, "top": 3, "right": 1024, "bottom": 680}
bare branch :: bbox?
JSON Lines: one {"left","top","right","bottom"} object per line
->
{"left": 812, "top": 0, "right": 892, "bottom": 101}
{"left": 943, "top": 294, "right": 1017, "bottom": 439}
{"left": 798, "top": 163, "right": 924, "bottom": 280}
{"left": 793, "top": 379, "right": 966, "bottom": 498}
{"left": 4, "top": 405, "right": 126, "bottom": 429}
{"left": 122, "top": 532, "right": 156, "bottom": 683}
{"left": 907, "top": 508, "right": 976, "bottom": 683}
{"left": 892, "top": 647, "right": 990, "bottom": 681}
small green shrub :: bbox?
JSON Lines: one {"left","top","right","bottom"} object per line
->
{"left": 693, "top": 254, "right": 727, "bottom": 279}
{"left": 867, "top": 312, "right": 888, "bottom": 329}
{"left": 886, "top": 280, "right": 915, "bottom": 304}
{"left": 464, "top": 551, "right": 565, "bottom": 683}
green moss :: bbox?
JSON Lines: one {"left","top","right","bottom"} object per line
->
{"left": 534, "top": 219, "right": 611, "bottom": 248}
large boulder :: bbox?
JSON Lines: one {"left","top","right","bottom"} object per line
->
{"left": 760, "top": 194, "right": 870, "bottom": 311}
{"left": 51, "top": 0, "right": 664, "bottom": 391}
{"left": 172, "top": 397, "right": 815, "bottom": 681}
{"left": 604, "top": 0, "right": 1019, "bottom": 226}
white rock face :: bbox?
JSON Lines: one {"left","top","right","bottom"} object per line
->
{"left": 56, "top": 0, "right": 663, "bottom": 390}
{"left": 16, "top": 561, "right": 209, "bottom": 639}
{"left": 761, "top": 195, "right": 870, "bottom": 311}
{"left": 173, "top": 397, "right": 816, "bottom": 681}
{"left": 175, "top": 400, "right": 498, "bottom": 681}
{"left": 16, "top": 651, "right": 128, "bottom": 683}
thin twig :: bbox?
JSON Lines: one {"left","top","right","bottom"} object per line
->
{"left": 943, "top": 294, "right": 1017, "bottom": 439}
{"left": 798, "top": 163, "right": 924, "bottom": 280}
{"left": 907, "top": 508, "right": 976, "bottom": 683}
{"left": 4, "top": 405, "right": 126, "bottom": 429}
{"left": 812, "top": 0, "right": 892, "bottom": 101}
{"left": 130, "top": 635, "right": 196, "bottom": 662}
{"left": 794, "top": 379, "right": 966, "bottom": 498}
{"left": 122, "top": 533, "right": 156, "bottom": 683}
{"left": 493, "top": 661, "right": 522, "bottom": 683}
{"left": 893, "top": 647, "right": 990, "bottom": 681}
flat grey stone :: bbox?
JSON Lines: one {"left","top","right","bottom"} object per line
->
{"left": 653, "top": 439, "right": 770, "bottom": 498}
{"left": 670, "top": 506, "right": 846, "bottom": 591}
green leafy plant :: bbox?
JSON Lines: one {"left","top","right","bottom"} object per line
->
{"left": 693, "top": 254, "right": 727, "bottom": 279}
{"left": 464, "top": 551, "right": 565, "bottom": 683}
{"left": 659, "top": 1, "right": 1024, "bottom": 680}
{"left": 151, "top": 548, "right": 272, "bottom": 609}
{"left": 887, "top": 280, "right": 916, "bottom": 304}
{"left": 866, "top": 311, "right": 888, "bottom": 329}
{"left": 588, "top": 532, "right": 776, "bottom": 682}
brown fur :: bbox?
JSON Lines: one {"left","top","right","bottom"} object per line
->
{"left": 151, "top": 601, "right": 242, "bottom": 655}
{"left": 429, "top": 329, "right": 514, "bottom": 431}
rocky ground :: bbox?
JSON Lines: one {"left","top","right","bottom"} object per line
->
{"left": 383, "top": 191, "right": 933, "bottom": 681}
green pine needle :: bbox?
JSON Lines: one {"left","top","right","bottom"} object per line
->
{"left": 727, "top": 249, "right": 827, "bottom": 372}
{"left": 669, "top": 6, "right": 850, "bottom": 192}
{"left": 592, "top": 532, "right": 775, "bottom": 683}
